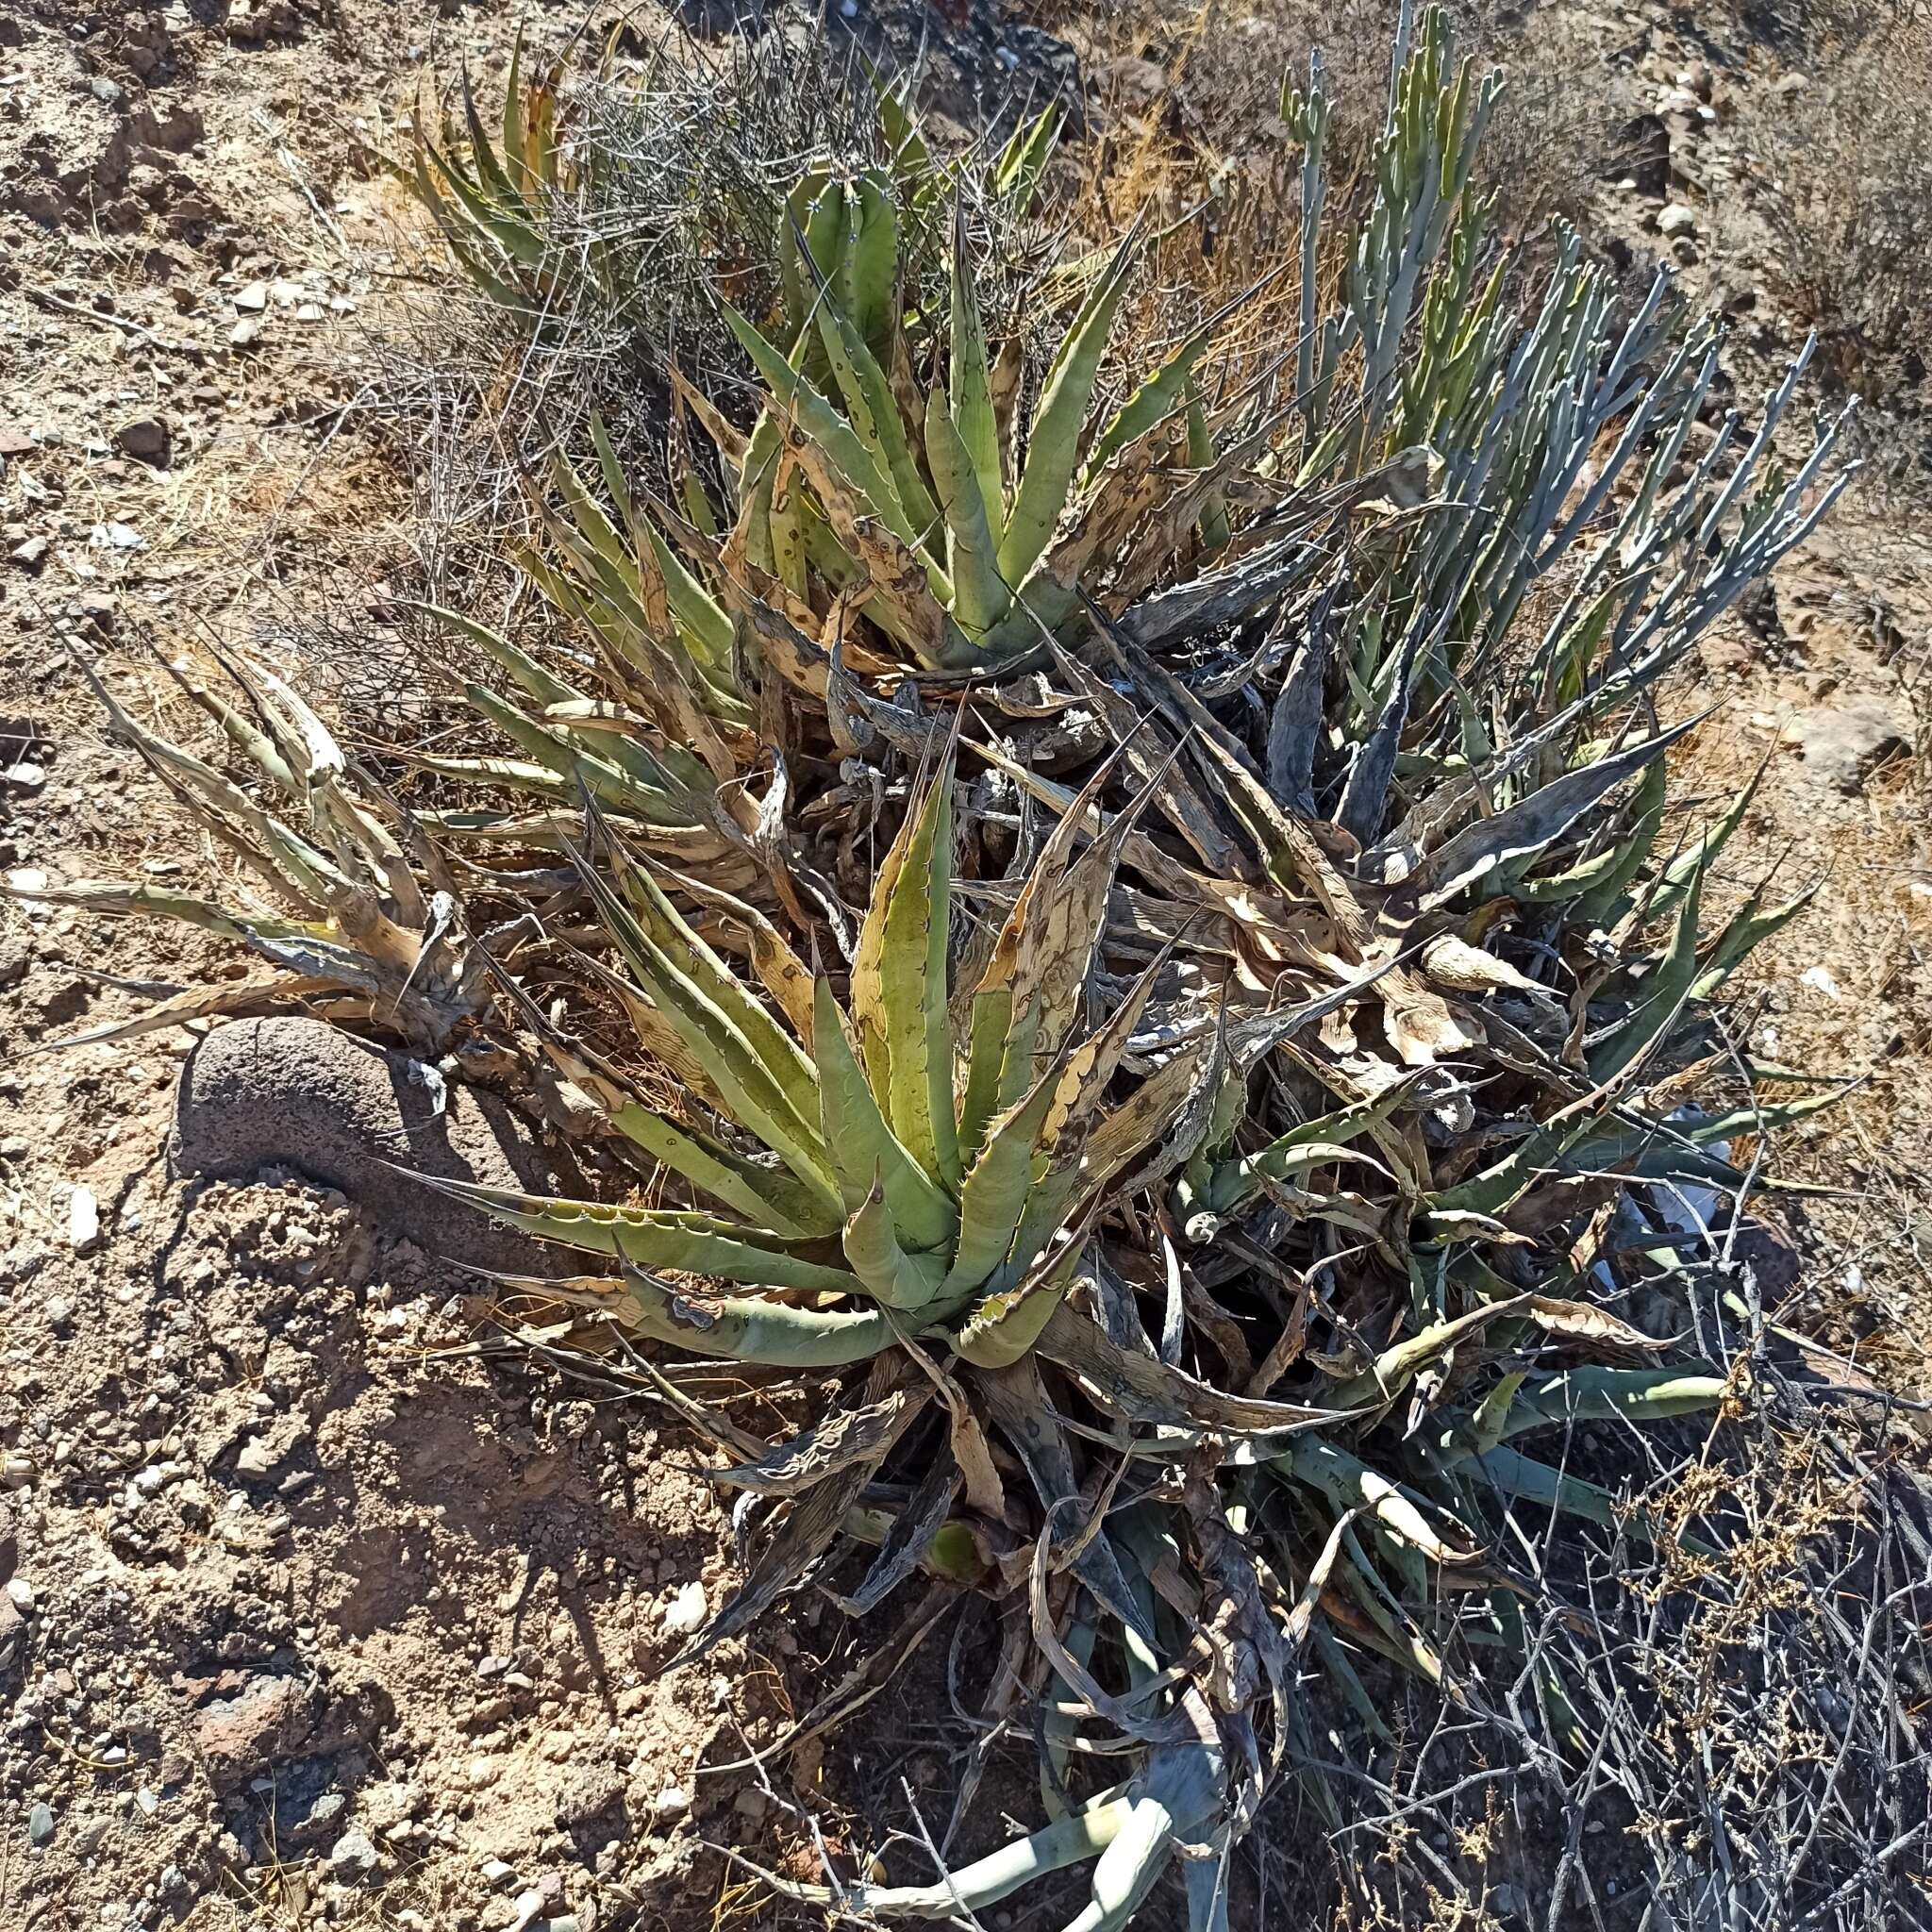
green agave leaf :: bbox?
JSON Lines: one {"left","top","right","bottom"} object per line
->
{"left": 1641, "top": 752, "right": 1772, "bottom": 930}
{"left": 540, "top": 1266, "right": 895, "bottom": 1368}
{"left": 849, "top": 768, "right": 961, "bottom": 1187}
{"left": 815, "top": 298, "right": 941, "bottom": 538}
{"left": 946, "top": 1063, "right": 1064, "bottom": 1296}
{"left": 1084, "top": 280, "right": 1255, "bottom": 486}
{"left": 462, "top": 685, "right": 691, "bottom": 826}
{"left": 1457, "top": 1445, "right": 1717, "bottom": 1557}
{"left": 606, "top": 847, "right": 822, "bottom": 1128}
{"left": 596, "top": 1096, "right": 838, "bottom": 1241}
{"left": 1497, "top": 1366, "right": 1728, "bottom": 1438}
{"left": 949, "top": 204, "right": 1006, "bottom": 544}
{"left": 814, "top": 975, "right": 959, "bottom": 1253}
{"left": 992, "top": 103, "right": 1062, "bottom": 216}
{"left": 842, "top": 1177, "right": 951, "bottom": 1309}
{"left": 457, "top": 60, "right": 523, "bottom": 210}
{"left": 924, "top": 385, "right": 1011, "bottom": 637}
{"left": 416, "top": 1176, "right": 862, "bottom": 1293}
{"left": 1529, "top": 750, "right": 1665, "bottom": 916}
{"left": 419, "top": 138, "right": 545, "bottom": 270}
{"left": 1691, "top": 884, "right": 1816, "bottom": 999}
{"left": 637, "top": 512, "right": 734, "bottom": 672}
{"left": 999, "top": 227, "right": 1140, "bottom": 587}
{"left": 952, "top": 1239, "right": 1081, "bottom": 1369}
{"left": 415, "top": 602, "right": 581, "bottom": 710}
{"left": 1587, "top": 859, "right": 1704, "bottom": 1089}
{"left": 1410, "top": 715, "right": 1702, "bottom": 911}
{"left": 957, "top": 984, "right": 1016, "bottom": 1173}
{"left": 1285, "top": 1438, "right": 1474, "bottom": 1565}
{"left": 842, "top": 171, "right": 898, "bottom": 349}
{"left": 1199, "top": 1079, "right": 1417, "bottom": 1220}
{"left": 575, "top": 855, "right": 837, "bottom": 1206}
{"left": 779, "top": 1782, "right": 1143, "bottom": 1916}
{"left": 722, "top": 301, "right": 915, "bottom": 547}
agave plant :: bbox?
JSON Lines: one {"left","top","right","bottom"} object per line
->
{"left": 416, "top": 741, "right": 1836, "bottom": 1927}
{"left": 4, "top": 650, "right": 495, "bottom": 1055}
{"left": 423, "top": 13, "right": 1848, "bottom": 1921}
{"left": 425, "top": 753, "right": 1274, "bottom": 1374}
{"left": 43, "top": 7, "right": 1865, "bottom": 1927}
{"left": 404, "top": 37, "right": 614, "bottom": 317}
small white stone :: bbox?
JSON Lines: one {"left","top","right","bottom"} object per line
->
{"left": 7, "top": 1578, "right": 34, "bottom": 1613}
{"left": 68, "top": 1186, "right": 101, "bottom": 1257}
{"left": 1657, "top": 203, "right": 1697, "bottom": 239}
{"left": 660, "top": 1581, "right": 708, "bottom": 1637}
{"left": 1800, "top": 963, "right": 1843, "bottom": 1002}
{"left": 652, "top": 1784, "right": 690, "bottom": 1819}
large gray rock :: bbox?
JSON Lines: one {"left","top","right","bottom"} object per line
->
{"left": 1784, "top": 699, "right": 1910, "bottom": 793}
{"left": 173, "top": 1017, "right": 564, "bottom": 1274}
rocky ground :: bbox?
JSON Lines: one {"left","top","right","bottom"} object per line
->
{"left": 3, "top": 1, "right": 1930, "bottom": 1929}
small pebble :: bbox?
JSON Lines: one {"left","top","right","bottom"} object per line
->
{"left": 28, "top": 1801, "right": 54, "bottom": 1846}
{"left": 660, "top": 1581, "right": 707, "bottom": 1637}
{"left": 69, "top": 1186, "right": 101, "bottom": 1257}
{"left": 327, "top": 1827, "right": 382, "bottom": 1881}
{"left": 652, "top": 1784, "right": 689, "bottom": 1820}
{"left": 8, "top": 1578, "right": 35, "bottom": 1613}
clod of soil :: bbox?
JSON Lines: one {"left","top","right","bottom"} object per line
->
{"left": 172, "top": 1016, "right": 563, "bottom": 1274}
